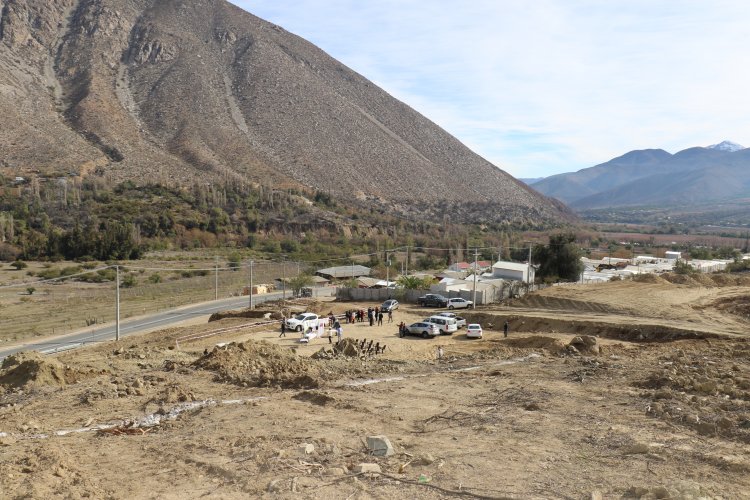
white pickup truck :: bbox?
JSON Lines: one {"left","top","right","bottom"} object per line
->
{"left": 285, "top": 313, "right": 329, "bottom": 332}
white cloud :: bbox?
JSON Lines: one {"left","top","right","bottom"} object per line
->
{"left": 232, "top": 1, "right": 750, "bottom": 177}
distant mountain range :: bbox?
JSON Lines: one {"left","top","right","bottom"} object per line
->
{"left": 528, "top": 141, "right": 750, "bottom": 209}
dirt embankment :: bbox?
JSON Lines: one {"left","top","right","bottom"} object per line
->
{"left": 459, "top": 311, "right": 719, "bottom": 342}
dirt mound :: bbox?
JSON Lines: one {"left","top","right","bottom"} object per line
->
{"left": 0, "top": 352, "right": 81, "bottom": 389}
{"left": 632, "top": 273, "right": 667, "bottom": 284}
{"left": 712, "top": 295, "right": 750, "bottom": 319}
{"left": 567, "top": 335, "right": 600, "bottom": 355}
{"left": 503, "top": 336, "right": 567, "bottom": 354}
{"left": 709, "top": 273, "right": 736, "bottom": 286}
{"left": 194, "top": 341, "right": 320, "bottom": 389}
{"left": 690, "top": 273, "right": 718, "bottom": 287}
{"left": 662, "top": 273, "right": 701, "bottom": 286}
{"left": 292, "top": 390, "right": 336, "bottom": 406}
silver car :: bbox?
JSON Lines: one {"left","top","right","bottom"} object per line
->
{"left": 381, "top": 299, "right": 399, "bottom": 312}
{"left": 405, "top": 322, "right": 440, "bottom": 338}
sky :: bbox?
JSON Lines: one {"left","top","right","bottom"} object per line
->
{"left": 229, "top": 1, "right": 750, "bottom": 178}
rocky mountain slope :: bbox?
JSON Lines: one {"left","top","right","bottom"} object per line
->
{"left": 0, "top": 0, "right": 569, "bottom": 225}
{"left": 530, "top": 142, "right": 750, "bottom": 209}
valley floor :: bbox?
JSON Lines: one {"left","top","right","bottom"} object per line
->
{"left": 1, "top": 278, "right": 749, "bottom": 499}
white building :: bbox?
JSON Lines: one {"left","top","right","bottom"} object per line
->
{"left": 665, "top": 251, "right": 682, "bottom": 260}
{"left": 490, "top": 260, "right": 534, "bottom": 283}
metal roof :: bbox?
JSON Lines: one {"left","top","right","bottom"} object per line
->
{"left": 316, "top": 265, "right": 371, "bottom": 278}
{"left": 492, "top": 261, "right": 530, "bottom": 272}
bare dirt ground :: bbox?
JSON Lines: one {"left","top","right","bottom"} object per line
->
{"left": 1, "top": 277, "right": 750, "bottom": 499}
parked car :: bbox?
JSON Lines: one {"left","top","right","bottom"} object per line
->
{"left": 381, "top": 299, "right": 399, "bottom": 312}
{"left": 417, "top": 293, "right": 448, "bottom": 307}
{"left": 423, "top": 315, "right": 458, "bottom": 335}
{"left": 436, "top": 312, "right": 466, "bottom": 328}
{"left": 404, "top": 322, "right": 441, "bottom": 338}
{"left": 466, "top": 323, "right": 483, "bottom": 339}
{"left": 285, "top": 312, "right": 322, "bottom": 332}
{"left": 446, "top": 297, "right": 473, "bottom": 309}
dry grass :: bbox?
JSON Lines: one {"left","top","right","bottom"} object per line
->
{"left": 0, "top": 257, "right": 292, "bottom": 344}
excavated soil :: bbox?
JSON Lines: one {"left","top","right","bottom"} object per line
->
{"left": 1, "top": 278, "right": 750, "bottom": 498}
{"left": 0, "top": 352, "right": 96, "bottom": 390}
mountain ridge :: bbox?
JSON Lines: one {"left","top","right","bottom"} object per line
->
{"left": 0, "top": 0, "right": 571, "bottom": 226}
{"left": 530, "top": 141, "right": 750, "bottom": 209}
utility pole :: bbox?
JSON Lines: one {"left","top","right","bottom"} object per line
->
{"left": 472, "top": 248, "right": 478, "bottom": 309}
{"left": 282, "top": 259, "right": 286, "bottom": 301}
{"left": 527, "top": 244, "right": 532, "bottom": 288}
{"left": 214, "top": 255, "right": 219, "bottom": 301}
{"left": 115, "top": 265, "right": 120, "bottom": 341}
{"left": 249, "top": 260, "right": 254, "bottom": 310}
{"left": 405, "top": 246, "right": 409, "bottom": 276}
{"left": 386, "top": 251, "right": 391, "bottom": 298}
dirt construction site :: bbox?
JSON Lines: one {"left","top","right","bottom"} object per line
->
{"left": 1, "top": 273, "right": 750, "bottom": 499}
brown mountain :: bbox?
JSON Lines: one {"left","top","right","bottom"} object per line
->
{"left": 0, "top": 0, "right": 570, "bottom": 225}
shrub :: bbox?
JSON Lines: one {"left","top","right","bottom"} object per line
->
{"left": 121, "top": 274, "right": 137, "bottom": 288}
{"left": 10, "top": 260, "right": 27, "bottom": 270}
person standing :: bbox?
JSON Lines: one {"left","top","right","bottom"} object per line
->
{"left": 503, "top": 320, "right": 509, "bottom": 338}
{"left": 377, "top": 311, "right": 383, "bottom": 326}
{"left": 388, "top": 309, "right": 393, "bottom": 323}
{"left": 437, "top": 345, "right": 444, "bottom": 361}
{"left": 279, "top": 319, "right": 287, "bottom": 338}
{"left": 369, "top": 309, "right": 374, "bottom": 326}
{"left": 335, "top": 320, "right": 343, "bottom": 342}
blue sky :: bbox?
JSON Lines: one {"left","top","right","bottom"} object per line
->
{"left": 229, "top": 1, "right": 750, "bottom": 178}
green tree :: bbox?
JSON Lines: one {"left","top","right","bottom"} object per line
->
{"left": 397, "top": 275, "right": 433, "bottom": 290}
{"left": 532, "top": 233, "right": 584, "bottom": 283}
{"left": 288, "top": 273, "right": 314, "bottom": 297}
{"left": 227, "top": 252, "right": 242, "bottom": 271}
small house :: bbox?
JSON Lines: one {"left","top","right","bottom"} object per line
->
{"left": 490, "top": 260, "right": 534, "bottom": 283}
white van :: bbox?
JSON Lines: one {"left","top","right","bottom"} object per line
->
{"left": 424, "top": 315, "right": 458, "bottom": 335}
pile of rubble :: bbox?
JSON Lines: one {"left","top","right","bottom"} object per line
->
{"left": 311, "top": 338, "right": 386, "bottom": 360}
{"left": 0, "top": 352, "right": 89, "bottom": 390}
{"left": 194, "top": 341, "right": 321, "bottom": 389}
{"left": 637, "top": 342, "right": 750, "bottom": 442}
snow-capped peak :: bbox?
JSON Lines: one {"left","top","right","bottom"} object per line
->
{"left": 707, "top": 140, "right": 745, "bottom": 152}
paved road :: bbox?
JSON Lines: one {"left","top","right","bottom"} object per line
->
{"left": 0, "top": 289, "right": 334, "bottom": 360}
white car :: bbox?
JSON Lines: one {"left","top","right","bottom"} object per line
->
{"left": 423, "top": 316, "right": 458, "bottom": 335}
{"left": 436, "top": 312, "right": 466, "bottom": 328}
{"left": 446, "top": 297, "right": 473, "bottom": 309}
{"left": 286, "top": 313, "right": 321, "bottom": 332}
{"left": 466, "top": 323, "right": 483, "bottom": 339}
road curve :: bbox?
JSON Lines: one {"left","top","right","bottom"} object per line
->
{"left": 0, "top": 289, "right": 334, "bottom": 360}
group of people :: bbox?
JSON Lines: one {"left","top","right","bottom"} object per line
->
{"left": 344, "top": 307, "right": 392, "bottom": 326}
{"left": 397, "top": 321, "right": 408, "bottom": 337}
